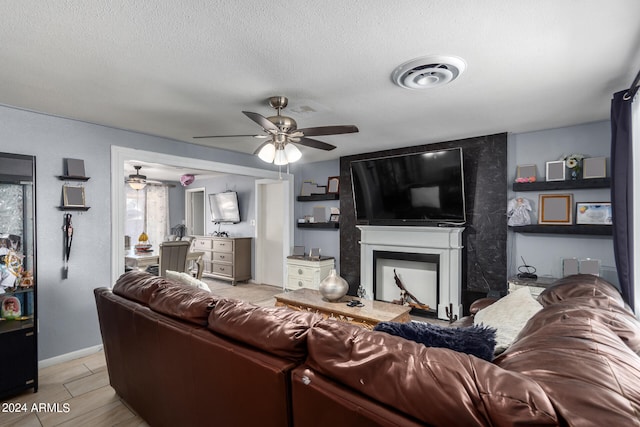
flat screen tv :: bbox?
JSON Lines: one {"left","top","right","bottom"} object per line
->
{"left": 351, "top": 147, "right": 466, "bottom": 225}
{"left": 209, "top": 191, "right": 241, "bottom": 224}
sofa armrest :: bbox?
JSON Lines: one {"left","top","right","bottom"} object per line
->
{"left": 469, "top": 297, "right": 499, "bottom": 315}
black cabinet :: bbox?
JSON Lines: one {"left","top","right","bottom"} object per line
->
{"left": 0, "top": 152, "right": 37, "bottom": 399}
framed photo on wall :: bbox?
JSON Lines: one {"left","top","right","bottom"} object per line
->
{"left": 538, "top": 193, "right": 573, "bottom": 225}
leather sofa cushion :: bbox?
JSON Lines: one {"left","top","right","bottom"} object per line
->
{"left": 210, "top": 299, "right": 323, "bottom": 361}
{"left": 537, "top": 274, "right": 625, "bottom": 307}
{"left": 495, "top": 315, "right": 640, "bottom": 424}
{"left": 306, "top": 319, "right": 558, "bottom": 426}
{"left": 113, "top": 270, "right": 170, "bottom": 305}
{"left": 148, "top": 281, "right": 217, "bottom": 325}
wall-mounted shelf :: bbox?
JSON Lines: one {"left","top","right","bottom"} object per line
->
{"left": 57, "top": 175, "right": 90, "bottom": 182}
{"left": 297, "top": 193, "right": 339, "bottom": 202}
{"left": 512, "top": 177, "right": 610, "bottom": 192}
{"left": 297, "top": 222, "right": 339, "bottom": 229}
{"left": 57, "top": 206, "right": 91, "bottom": 211}
{"left": 509, "top": 224, "right": 612, "bottom": 236}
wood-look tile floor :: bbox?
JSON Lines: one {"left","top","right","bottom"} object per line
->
{"left": 0, "top": 279, "right": 281, "bottom": 427}
{"left": 0, "top": 279, "right": 443, "bottom": 426}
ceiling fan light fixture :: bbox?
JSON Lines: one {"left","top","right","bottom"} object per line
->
{"left": 127, "top": 165, "right": 147, "bottom": 190}
{"left": 284, "top": 143, "right": 302, "bottom": 163}
{"left": 257, "top": 143, "right": 276, "bottom": 163}
{"left": 274, "top": 147, "right": 288, "bottom": 166}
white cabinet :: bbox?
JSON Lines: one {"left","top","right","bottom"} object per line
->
{"left": 286, "top": 257, "right": 335, "bottom": 291}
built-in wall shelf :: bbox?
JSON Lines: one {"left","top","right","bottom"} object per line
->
{"left": 512, "top": 177, "right": 610, "bottom": 192}
{"left": 297, "top": 222, "right": 339, "bottom": 229}
{"left": 509, "top": 224, "right": 612, "bottom": 236}
{"left": 57, "top": 176, "right": 90, "bottom": 182}
{"left": 297, "top": 193, "right": 339, "bottom": 202}
{"left": 57, "top": 206, "right": 91, "bottom": 211}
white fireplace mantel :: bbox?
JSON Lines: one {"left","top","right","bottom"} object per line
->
{"left": 357, "top": 225, "right": 465, "bottom": 320}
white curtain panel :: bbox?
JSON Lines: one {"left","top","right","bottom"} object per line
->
{"left": 145, "top": 185, "right": 169, "bottom": 248}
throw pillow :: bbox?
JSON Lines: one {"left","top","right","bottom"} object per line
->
{"left": 165, "top": 270, "right": 211, "bottom": 292}
{"left": 474, "top": 287, "right": 543, "bottom": 353}
{"left": 374, "top": 321, "right": 496, "bottom": 361}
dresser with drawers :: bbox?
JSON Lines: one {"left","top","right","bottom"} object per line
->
{"left": 193, "top": 236, "right": 252, "bottom": 285}
{"left": 286, "top": 256, "right": 335, "bottom": 291}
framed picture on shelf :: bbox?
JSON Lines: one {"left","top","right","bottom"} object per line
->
{"left": 545, "top": 160, "right": 566, "bottom": 181}
{"left": 538, "top": 193, "right": 573, "bottom": 225}
{"left": 327, "top": 176, "right": 340, "bottom": 193}
{"left": 329, "top": 214, "right": 340, "bottom": 222}
{"left": 516, "top": 164, "right": 537, "bottom": 182}
{"left": 582, "top": 157, "right": 607, "bottom": 179}
{"left": 576, "top": 202, "right": 612, "bottom": 225}
{"left": 65, "top": 158, "right": 86, "bottom": 178}
{"left": 62, "top": 185, "right": 86, "bottom": 207}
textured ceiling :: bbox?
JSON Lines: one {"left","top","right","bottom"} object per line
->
{"left": 2, "top": 1, "right": 640, "bottom": 164}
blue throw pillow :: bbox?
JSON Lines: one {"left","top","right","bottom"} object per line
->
{"left": 374, "top": 321, "right": 497, "bottom": 361}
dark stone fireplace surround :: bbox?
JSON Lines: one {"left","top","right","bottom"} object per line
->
{"left": 339, "top": 133, "right": 508, "bottom": 314}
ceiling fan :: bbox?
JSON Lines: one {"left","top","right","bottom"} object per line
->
{"left": 193, "top": 96, "right": 359, "bottom": 164}
{"left": 125, "top": 165, "right": 162, "bottom": 190}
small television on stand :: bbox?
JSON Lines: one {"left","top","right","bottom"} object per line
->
{"left": 209, "top": 191, "right": 241, "bottom": 224}
{"left": 350, "top": 147, "right": 466, "bottom": 226}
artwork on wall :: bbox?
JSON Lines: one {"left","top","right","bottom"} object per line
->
{"left": 576, "top": 202, "right": 612, "bottom": 225}
{"left": 62, "top": 186, "right": 86, "bottom": 208}
{"left": 582, "top": 157, "right": 607, "bottom": 179}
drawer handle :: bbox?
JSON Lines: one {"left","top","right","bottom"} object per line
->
{"left": 220, "top": 255, "right": 225, "bottom": 259}
{"left": 298, "top": 281, "right": 303, "bottom": 287}
{"left": 220, "top": 267, "right": 225, "bottom": 271}
{"left": 298, "top": 269, "right": 303, "bottom": 275}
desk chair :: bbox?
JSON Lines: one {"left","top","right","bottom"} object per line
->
{"left": 158, "top": 240, "right": 205, "bottom": 280}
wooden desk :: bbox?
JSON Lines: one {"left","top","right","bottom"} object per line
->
{"left": 274, "top": 288, "right": 411, "bottom": 330}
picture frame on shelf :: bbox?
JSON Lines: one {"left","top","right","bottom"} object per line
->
{"left": 327, "top": 176, "right": 340, "bottom": 194}
{"left": 309, "top": 248, "right": 321, "bottom": 260}
{"left": 576, "top": 202, "right": 612, "bottom": 225}
{"left": 582, "top": 157, "right": 607, "bottom": 179}
{"left": 329, "top": 214, "right": 340, "bottom": 222}
{"left": 65, "top": 158, "right": 86, "bottom": 178}
{"left": 516, "top": 164, "right": 537, "bottom": 182}
{"left": 538, "top": 193, "right": 573, "bottom": 225}
{"left": 545, "top": 160, "right": 566, "bottom": 181}
{"left": 579, "top": 258, "right": 601, "bottom": 276}
{"left": 62, "top": 185, "right": 86, "bottom": 207}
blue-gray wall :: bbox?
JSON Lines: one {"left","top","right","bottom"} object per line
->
{"left": 0, "top": 104, "right": 274, "bottom": 361}
{"left": 508, "top": 121, "right": 614, "bottom": 282}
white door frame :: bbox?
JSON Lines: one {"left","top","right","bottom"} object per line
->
{"left": 185, "top": 187, "right": 206, "bottom": 236}
{"left": 111, "top": 146, "right": 292, "bottom": 284}
{"left": 255, "top": 179, "right": 293, "bottom": 288}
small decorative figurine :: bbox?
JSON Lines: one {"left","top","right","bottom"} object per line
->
{"left": 507, "top": 197, "right": 532, "bottom": 226}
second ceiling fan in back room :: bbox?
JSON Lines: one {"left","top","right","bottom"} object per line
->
{"left": 194, "top": 96, "right": 359, "bottom": 165}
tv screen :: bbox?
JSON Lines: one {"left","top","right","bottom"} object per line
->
{"left": 209, "top": 191, "right": 241, "bottom": 224}
{"left": 351, "top": 147, "right": 466, "bottom": 225}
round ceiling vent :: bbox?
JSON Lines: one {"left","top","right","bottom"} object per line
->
{"left": 392, "top": 55, "right": 466, "bottom": 90}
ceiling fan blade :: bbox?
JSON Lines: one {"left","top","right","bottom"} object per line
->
{"left": 242, "top": 111, "right": 279, "bottom": 132}
{"left": 296, "top": 137, "right": 336, "bottom": 151}
{"left": 297, "top": 125, "right": 359, "bottom": 137}
{"left": 193, "top": 134, "right": 260, "bottom": 139}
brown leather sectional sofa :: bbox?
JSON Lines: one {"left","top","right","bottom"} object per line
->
{"left": 94, "top": 271, "right": 640, "bottom": 426}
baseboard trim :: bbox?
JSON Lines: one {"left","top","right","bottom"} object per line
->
{"left": 39, "top": 344, "right": 104, "bottom": 369}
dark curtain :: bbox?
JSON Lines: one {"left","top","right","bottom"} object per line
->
{"left": 610, "top": 90, "right": 634, "bottom": 310}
